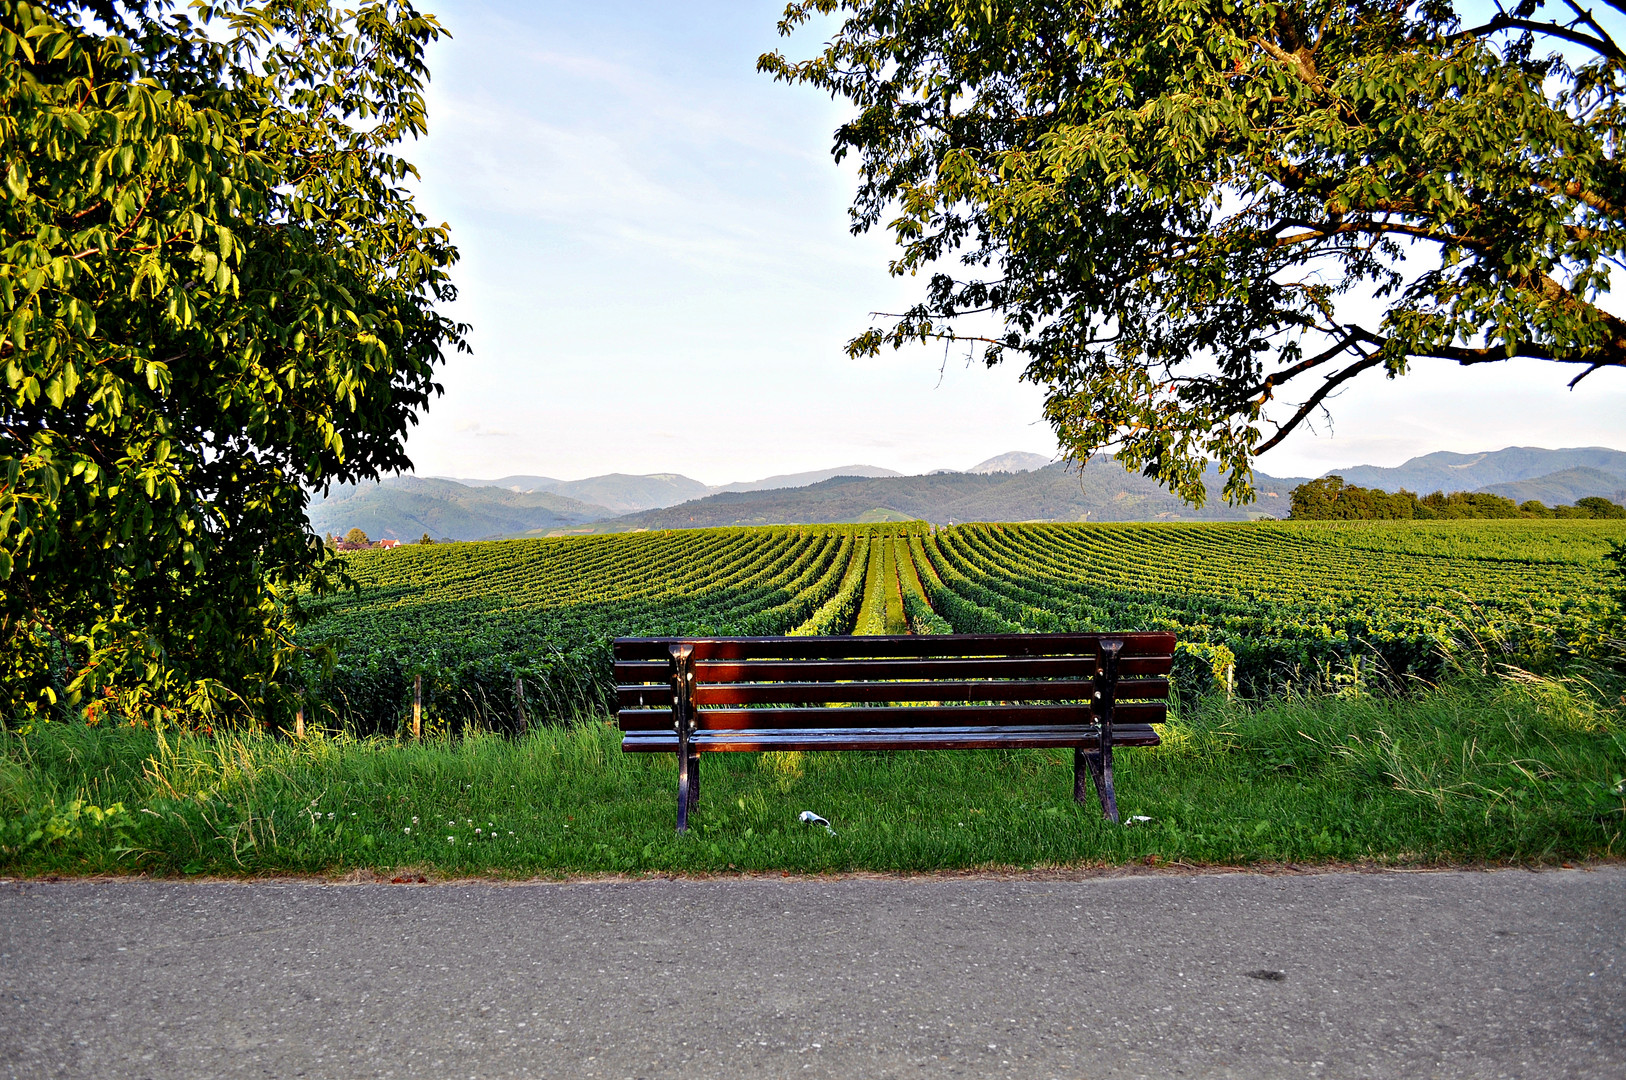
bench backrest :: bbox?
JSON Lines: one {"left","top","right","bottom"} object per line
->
{"left": 614, "top": 632, "right": 1175, "bottom": 750}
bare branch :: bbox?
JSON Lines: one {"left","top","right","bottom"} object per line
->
{"left": 1255, "top": 352, "right": 1387, "bottom": 455}
{"left": 1460, "top": 15, "right": 1624, "bottom": 62}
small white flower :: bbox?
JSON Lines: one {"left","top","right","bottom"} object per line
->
{"left": 403, "top": 828, "right": 411, "bottom": 834}
{"left": 411, "top": 816, "right": 418, "bottom": 824}
{"left": 475, "top": 828, "right": 482, "bottom": 835}
{"left": 327, "top": 812, "right": 335, "bottom": 820}
{"left": 447, "top": 836, "right": 455, "bottom": 843}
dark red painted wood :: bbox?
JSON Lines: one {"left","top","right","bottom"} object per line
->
{"left": 621, "top": 723, "right": 1162, "bottom": 753}
{"left": 616, "top": 677, "right": 1168, "bottom": 709}
{"left": 615, "top": 655, "right": 1173, "bottom": 685}
{"left": 617, "top": 700, "right": 1166, "bottom": 731}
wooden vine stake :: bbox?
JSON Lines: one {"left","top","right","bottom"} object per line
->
{"left": 412, "top": 675, "right": 422, "bottom": 740}
{"left": 295, "top": 695, "right": 305, "bottom": 739}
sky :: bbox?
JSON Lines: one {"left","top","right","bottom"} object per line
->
{"left": 402, "top": 0, "right": 1626, "bottom": 486}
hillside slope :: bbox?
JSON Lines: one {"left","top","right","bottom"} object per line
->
{"left": 308, "top": 477, "right": 612, "bottom": 542}
{"left": 1474, "top": 467, "right": 1626, "bottom": 506}
{"left": 565, "top": 460, "right": 1304, "bottom": 532}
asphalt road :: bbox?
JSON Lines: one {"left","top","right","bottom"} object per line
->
{"left": 1, "top": 867, "right": 1621, "bottom": 1080}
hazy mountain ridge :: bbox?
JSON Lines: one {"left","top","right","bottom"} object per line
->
{"left": 967, "top": 451, "right": 1053, "bottom": 474}
{"left": 1331, "top": 446, "right": 1626, "bottom": 496}
{"left": 1476, "top": 467, "right": 1626, "bottom": 506}
{"left": 567, "top": 460, "right": 1304, "bottom": 533}
{"left": 447, "top": 472, "right": 710, "bottom": 514}
{"left": 712, "top": 464, "right": 902, "bottom": 493}
{"left": 310, "top": 445, "right": 1623, "bottom": 541}
{"left": 307, "top": 476, "right": 612, "bottom": 542}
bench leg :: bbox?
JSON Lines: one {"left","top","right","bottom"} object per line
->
{"left": 1077, "top": 746, "right": 1119, "bottom": 824}
{"left": 676, "top": 750, "right": 692, "bottom": 834}
{"left": 1079, "top": 638, "right": 1123, "bottom": 824}
{"left": 671, "top": 643, "right": 697, "bottom": 834}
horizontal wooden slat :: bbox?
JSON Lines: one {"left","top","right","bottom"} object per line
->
{"left": 617, "top": 677, "right": 1168, "bottom": 709}
{"left": 618, "top": 701, "right": 1166, "bottom": 731}
{"left": 617, "top": 684, "right": 675, "bottom": 709}
{"left": 613, "top": 632, "right": 1177, "bottom": 663}
{"left": 614, "top": 655, "right": 1173, "bottom": 685}
{"left": 622, "top": 724, "right": 1162, "bottom": 753}
{"left": 615, "top": 660, "right": 669, "bottom": 683}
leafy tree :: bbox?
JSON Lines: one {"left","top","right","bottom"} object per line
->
{"left": 1290, "top": 478, "right": 1622, "bottom": 518}
{"left": 1, "top": 1, "right": 465, "bottom": 723}
{"left": 1419, "top": 490, "right": 1521, "bottom": 518}
{"left": 419, "top": 531, "right": 434, "bottom": 544}
{"left": 762, "top": 1, "right": 1626, "bottom": 504}
{"left": 1289, "top": 476, "right": 1422, "bottom": 519}
{"left": 344, "top": 528, "right": 371, "bottom": 547}
{"left": 1576, "top": 495, "right": 1626, "bottom": 519}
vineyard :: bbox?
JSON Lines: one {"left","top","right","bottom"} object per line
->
{"left": 298, "top": 520, "right": 1626, "bottom": 731}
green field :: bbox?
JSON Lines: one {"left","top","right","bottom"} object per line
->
{"left": 6, "top": 518, "right": 1623, "bottom": 876}
{"left": 301, "top": 520, "right": 1625, "bottom": 731}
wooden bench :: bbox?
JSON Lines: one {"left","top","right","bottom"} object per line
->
{"left": 614, "top": 632, "right": 1176, "bottom": 832}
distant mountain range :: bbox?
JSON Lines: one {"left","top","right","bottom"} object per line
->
{"left": 306, "top": 446, "right": 1624, "bottom": 541}
{"left": 565, "top": 460, "right": 1300, "bottom": 533}
{"left": 966, "top": 451, "right": 1054, "bottom": 474}
{"left": 307, "top": 477, "right": 612, "bottom": 542}
{"left": 1329, "top": 446, "right": 1626, "bottom": 499}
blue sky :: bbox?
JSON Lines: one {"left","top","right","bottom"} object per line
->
{"left": 403, "top": 1, "right": 1625, "bottom": 485}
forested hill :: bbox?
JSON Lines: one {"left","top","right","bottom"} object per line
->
{"left": 309, "top": 477, "right": 612, "bottom": 542}
{"left": 564, "top": 460, "right": 1304, "bottom": 532}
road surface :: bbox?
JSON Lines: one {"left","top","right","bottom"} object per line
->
{"left": 2, "top": 867, "right": 1621, "bottom": 1079}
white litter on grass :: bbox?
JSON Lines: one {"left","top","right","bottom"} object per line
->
{"left": 1126, "top": 815, "right": 1153, "bottom": 826}
{"left": 799, "top": 810, "right": 836, "bottom": 837}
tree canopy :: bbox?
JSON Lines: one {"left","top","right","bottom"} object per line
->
{"left": 1288, "top": 475, "right": 1625, "bottom": 518}
{"left": 1, "top": 1, "right": 464, "bottom": 723}
{"left": 762, "top": 0, "right": 1626, "bottom": 504}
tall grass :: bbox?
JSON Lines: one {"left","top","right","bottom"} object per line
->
{"left": 2, "top": 675, "right": 1621, "bottom": 876}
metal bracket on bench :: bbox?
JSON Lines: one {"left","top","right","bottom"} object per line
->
{"left": 1076, "top": 638, "right": 1122, "bottom": 823}
{"left": 670, "top": 643, "right": 700, "bottom": 833}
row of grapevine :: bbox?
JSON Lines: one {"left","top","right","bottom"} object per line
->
{"left": 300, "top": 527, "right": 871, "bottom": 732}
{"left": 852, "top": 533, "right": 912, "bottom": 635}
{"left": 298, "top": 518, "right": 1622, "bottom": 732}
{"left": 897, "top": 533, "right": 951, "bottom": 634}
{"left": 908, "top": 520, "right": 1624, "bottom": 692}
{"left": 789, "top": 533, "right": 870, "bottom": 636}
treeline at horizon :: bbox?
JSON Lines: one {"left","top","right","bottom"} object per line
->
{"left": 1289, "top": 477, "right": 1626, "bottom": 521}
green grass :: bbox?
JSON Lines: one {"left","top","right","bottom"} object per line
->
{"left": 3, "top": 676, "right": 1622, "bottom": 877}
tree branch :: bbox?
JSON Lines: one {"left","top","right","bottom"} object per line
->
{"left": 1460, "top": 14, "right": 1624, "bottom": 63}
{"left": 1255, "top": 352, "right": 1386, "bottom": 454}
